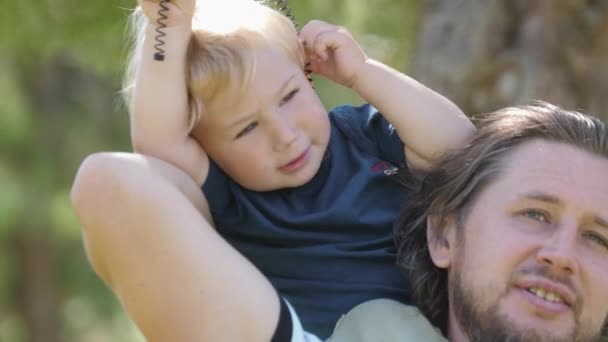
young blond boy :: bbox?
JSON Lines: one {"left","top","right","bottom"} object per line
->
{"left": 72, "top": 0, "right": 474, "bottom": 340}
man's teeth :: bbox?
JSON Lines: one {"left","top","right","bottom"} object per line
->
{"left": 528, "top": 287, "right": 564, "bottom": 304}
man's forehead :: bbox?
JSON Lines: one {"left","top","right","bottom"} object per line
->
{"left": 489, "top": 139, "right": 608, "bottom": 209}
{"left": 502, "top": 140, "right": 606, "bottom": 178}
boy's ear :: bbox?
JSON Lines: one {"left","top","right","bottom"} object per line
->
{"left": 426, "top": 214, "right": 458, "bottom": 269}
{"left": 304, "top": 63, "right": 314, "bottom": 86}
{"left": 299, "top": 39, "right": 314, "bottom": 86}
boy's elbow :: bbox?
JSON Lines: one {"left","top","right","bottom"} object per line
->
{"left": 130, "top": 130, "right": 155, "bottom": 154}
{"left": 129, "top": 124, "right": 171, "bottom": 155}
{"left": 131, "top": 138, "right": 150, "bottom": 154}
{"left": 455, "top": 118, "right": 476, "bottom": 147}
{"left": 130, "top": 134, "right": 177, "bottom": 162}
{"left": 440, "top": 114, "right": 475, "bottom": 150}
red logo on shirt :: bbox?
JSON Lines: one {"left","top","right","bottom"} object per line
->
{"left": 371, "top": 161, "right": 398, "bottom": 175}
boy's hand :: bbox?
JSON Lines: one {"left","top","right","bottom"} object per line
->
{"left": 138, "top": 0, "right": 195, "bottom": 27}
{"left": 299, "top": 20, "right": 368, "bottom": 88}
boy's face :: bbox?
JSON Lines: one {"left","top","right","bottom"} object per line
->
{"left": 196, "top": 47, "right": 330, "bottom": 191}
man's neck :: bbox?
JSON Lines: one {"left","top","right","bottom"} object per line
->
{"left": 447, "top": 312, "right": 468, "bottom": 342}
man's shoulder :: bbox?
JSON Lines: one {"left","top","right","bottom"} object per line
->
{"left": 327, "top": 299, "right": 447, "bottom": 342}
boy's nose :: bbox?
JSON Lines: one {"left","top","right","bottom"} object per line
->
{"left": 270, "top": 118, "right": 298, "bottom": 152}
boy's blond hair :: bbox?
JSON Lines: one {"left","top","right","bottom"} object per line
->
{"left": 123, "top": 0, "right": 304, "bottom": 130}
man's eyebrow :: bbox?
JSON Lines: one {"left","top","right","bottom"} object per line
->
{"left": 523, "top": 192, "right": 608, "bottom": 230}
{"left": 595, "top": 216, "right": 608, "bottom": 230}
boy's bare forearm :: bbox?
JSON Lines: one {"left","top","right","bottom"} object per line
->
{"left": 129, "top": 23, "right": 207, "bottom": 182}
{"left": 298, "top": 20, "right": 471, "bottom": 168}
{"left": 130, "top": 23, "right": 192, "bottom": 154}
{"left": 352, "top": 59, "right": 475, "bottom": 168}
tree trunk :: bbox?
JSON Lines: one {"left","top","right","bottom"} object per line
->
{"left": 15, "top": 232, "right": 61, "bottom": 342}
{"left": 410, "top": 0, "right": 608, "bottom": 120}
{"left": 10, "top": 54, "right": 118, "bottom": 342}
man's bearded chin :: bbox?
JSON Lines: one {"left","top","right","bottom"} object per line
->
{"left": 449, "top": 268, "right": 598, "bottom": 342}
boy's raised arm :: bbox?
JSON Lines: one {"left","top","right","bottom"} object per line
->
{"left": 299, "top": 20, "right": 475, "bottom": 172}
{"left": 350, "top": 60, "right": 474, "bottom": 171}
{"left": 129, "top": 0, "right": 208, "bottom": 184}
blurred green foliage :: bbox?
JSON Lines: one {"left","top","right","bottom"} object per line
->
{"left": 0, "top": 1, "right": 419, "bottom": 340}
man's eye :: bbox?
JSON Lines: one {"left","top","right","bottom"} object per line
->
{"left": 235, "top": 122, "right": 258, "bottom": 139}
{"left": 521, "top": 210, "right": 549, "bottom": 223}
{"left": 280, "top": 89, "right": 299, "bottom": 106}
{"left": 585, "top": 232, "right": 608, "bottom": 250}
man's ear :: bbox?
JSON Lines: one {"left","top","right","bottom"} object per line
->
{"left": 426, "top": 214, "right": 458, "bottom": 269}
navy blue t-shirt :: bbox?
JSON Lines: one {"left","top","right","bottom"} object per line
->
{"left": 202, "top": 104, "right": 412, "bottom": 338}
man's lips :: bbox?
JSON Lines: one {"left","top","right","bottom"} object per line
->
{"left": 515, "top": 278, "right": 576, "bottom": 309}
{"left": 280, "top": 146, "right": 311, "bottom": 173}
{"left": 515, "top": 287, "right": 571, "bottom": 316}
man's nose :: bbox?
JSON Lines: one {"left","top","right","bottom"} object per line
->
{"left": 535, "top": 221, "right": 579, "bottom": 275}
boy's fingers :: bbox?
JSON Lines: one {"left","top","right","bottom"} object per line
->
{"left": 309, "top": 57, "right": 326, "bottom": 74}
{"left": 300, "top": 37, "right": 320, "bottom": 63}
{"left": 301, "top": 23, "right": 341, "bottom": 63}
{"left": 312, "top": 29, "right": 340, "bottom": 61}
{"left": 299, "top": 20, "right": 333, "bottom": 49}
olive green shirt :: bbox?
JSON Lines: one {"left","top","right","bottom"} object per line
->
{"left": 327, "top": 299, "right": 446, "bottom": 342}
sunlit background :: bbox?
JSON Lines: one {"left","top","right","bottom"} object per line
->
{"left": 1, "top": 1, "right": 607, "bottom": 341}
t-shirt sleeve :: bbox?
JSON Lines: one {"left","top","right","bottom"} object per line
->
{"left": 201, "top": 159, "right": 233, "bottom": 214}
{"left": 329, "top": 104, "right": 405, "bottom": 167}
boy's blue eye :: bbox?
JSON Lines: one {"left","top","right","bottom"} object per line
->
{"left": 235, "top": 122, "right": 258, "bottom": 139}
{"left": 280, "top": 89, "right": 299, "bottom": 106}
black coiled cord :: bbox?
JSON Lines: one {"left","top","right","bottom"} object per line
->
{"left": 272, "top": 0, "right": 297, "bottom": 28}
{"left": 257, "top": 0, "right": 296, "bottom": 28}
{"left": 257, "top": 0, "right": 313, "bottom": 84}
{"left": 151, "top": 1, "right": 311, "bottom": 82}
{"left": 153, "top": 0, "right": 171, "bottom": 61}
